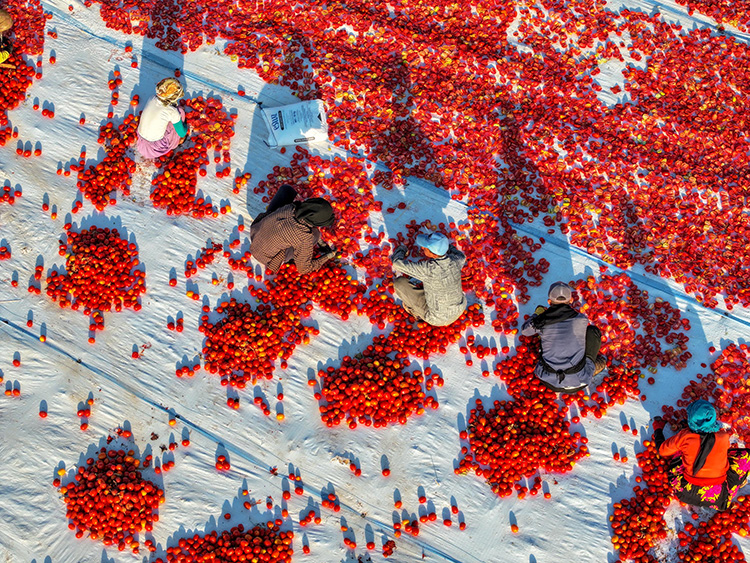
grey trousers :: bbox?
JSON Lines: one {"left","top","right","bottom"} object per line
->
{"left": 393, "top": 277, "right": 428, "bottom": 320}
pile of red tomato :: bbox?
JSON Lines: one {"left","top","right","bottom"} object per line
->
{"left": 76, "top": 116, "right": 138, "bottom": 211}
{"left": 456, "top": 343, "right": 586, "bottom": 498}
{"left": 74, "top": 73, "right": 138, "bottom": 211}
{"left": 201, "top": 296, "right": 306, "bottom": 386}
{"left": 150, "top": 96, "right": 234, "bottom": 217}
{"left": 318, "top": 338, "right": 437, "bottom": 428}
{"left": 0, "top": 0, "right": 46, "bottom": 145}
{"left": 153, "top": 522, "right": 293, "bottom": 563}
{"left": 46, "top": 226, "right": 145, "bottom": 335}
{"left": 265, "top": 260, "right": 366, "bottom": 320}
{"left": 55, "top": 446, "right": 164, "bottom": 554}
{"left": 200, "top": 261, "right": 366, "bottom": 387}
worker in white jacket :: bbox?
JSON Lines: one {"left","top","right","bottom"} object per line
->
{"left": 136, "top": 78, "right": 188, "bottom": 159}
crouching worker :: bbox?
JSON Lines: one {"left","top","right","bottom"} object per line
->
{"left": 136, "top": 78, "right": 188, "bottom": 159}
{"left": 521, "top": 281, "right": 607, "bottom": 393}
{"left": 249, "top": 184, "right": 336, "bottom": 275}
{"left": 654, "top": 401, "right": 750, "bottom": 511}
{"left": 0, "top": 9, "right": 14, "bottom": 65}
{"left": 390, "top": 231, "right": 466, "bottom": 327}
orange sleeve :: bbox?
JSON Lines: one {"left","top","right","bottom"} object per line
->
{"left": 659, "top": 428, "right": 688, "bottom": 458}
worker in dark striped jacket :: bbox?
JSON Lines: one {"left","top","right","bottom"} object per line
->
{"left": 250, "top": 185, "right": 336, "bottom": 275}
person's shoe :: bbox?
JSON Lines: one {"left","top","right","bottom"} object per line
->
{"left": 594, "top": 355, "right": 607, "bottom": 375}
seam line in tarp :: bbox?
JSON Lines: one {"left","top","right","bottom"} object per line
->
{"left": 0, "top": 313, "right": 473, "bottom": 563}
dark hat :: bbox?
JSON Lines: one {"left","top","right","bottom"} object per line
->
{"left": 294, "top": 198, "right": 335, "bottom": 227}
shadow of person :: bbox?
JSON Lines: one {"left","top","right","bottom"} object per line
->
{"left": 241, "top": 77, "right": 325, "bottom": 220}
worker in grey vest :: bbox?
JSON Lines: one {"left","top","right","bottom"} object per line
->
{"left": 522, "top": 281, "right": 607, "bottom": 393}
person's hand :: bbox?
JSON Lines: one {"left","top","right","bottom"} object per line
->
{"left": 652, "top": 417, "right": 665, "bottom": 431}
{"left": 534, "top": 305, "right": 547, "bottom": 315}
{"left": 322, "top": 248, "right": 337, "bottom": 261}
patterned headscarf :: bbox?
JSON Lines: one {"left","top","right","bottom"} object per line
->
{"left": 155, "top": 78, "right": 184, "bottom": 104}
{"left": 687, "top": 400, "right": 722, "bottom": 434}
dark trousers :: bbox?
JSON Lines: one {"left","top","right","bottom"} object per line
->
{"left": 585, "top": 325, "right": 601, "bottom": 362}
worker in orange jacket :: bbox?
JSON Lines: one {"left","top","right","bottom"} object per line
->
{"left": 654, "top": 400, "right": 750, "bottom": 510}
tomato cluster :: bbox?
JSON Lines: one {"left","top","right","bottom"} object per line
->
{"left": 318, "top": 339, "right": 436, "bottom": 428}
{"left": 265, "top": 260, "right": 366, "bottom": 320}
{"left": 200, "top": 294, "right": 308, "bottom": 386}
{"left": 55, "top": 447, "right": 164, "bottom": 554}
{"left": 0, "top": 245, "right": 9, "bottom": 260}
{"left": 0, "top": 182, "right": 20, "bottom": 204}
{"left": 46, "top": 226, "right": 145, "bottom": 338}
{"left": 199, "top": 260, "right": 364, "bottom": 387}
{"left": 150, "top": 144, "right": 215, "bottom": 216}
{"left": 609, "top": 438, "right": 671, "bottom": 562}
{"left": 75, "top": 117, "right": 138, "bottom": 210}
{"left": 383, "top": 539, "right": 396, "bottom": 557}
{"left": 185, "top": 241, "right": 223, "bottom": 278}
{"left": 456, "top": 344, "right": 585, "bottom": 498}
{"left": 150, "top": 96, "right": 235, "bottom": 217}
{"left": 153, "top": 522, "right": 293, "bottom": 563}
{"left": 74, "top": 74, "right": 137, "bottom": 211}
{"left": 0, "top": 0, "right": 46, "bottom": 144}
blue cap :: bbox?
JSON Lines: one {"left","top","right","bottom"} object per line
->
{"left": 416, "top": 232, "right": 449, "bottom": 256}
{"left": 687, "top": 400, "right": 722, "bottom": 433}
